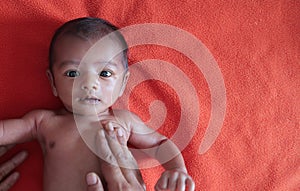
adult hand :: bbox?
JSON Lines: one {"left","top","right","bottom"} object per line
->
{"left": 88, "top": 128, "right": 145, "bottom": 191}
{"left": 0, "top": 146, "right": 28, "bottom": 191}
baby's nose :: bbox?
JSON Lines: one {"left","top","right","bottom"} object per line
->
{"left": 81, "top": 74, "right": 100, "bottom": 92}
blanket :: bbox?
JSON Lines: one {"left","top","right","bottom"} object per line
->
{"left": 0, "top": 0, "right": 299, "bottom": 190}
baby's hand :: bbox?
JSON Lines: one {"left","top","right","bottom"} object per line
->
{"left": 155, "top": 168, "right": 195, "bottom": 191}
{"left": 101, "top": 120, "right": 128, "bottom": 145}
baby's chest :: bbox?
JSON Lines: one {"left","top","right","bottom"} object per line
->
{"left": 40, "top": 126, "right": 84, "bottom": 155}
{"left": 37, "top": 117, "right": 89, "bottom": 153}
{"left": 42, "top": 127, "right": 102, "bottom": 191}
{"left": 39, "top": 115, "right": 130, "bottom": 157}
{"left": 40, "top": 122, "right": 101, "bottom": 173}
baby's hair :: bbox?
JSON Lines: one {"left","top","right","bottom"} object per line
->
{"left": 49, "top": 17, "right": 128, "bottom": 72}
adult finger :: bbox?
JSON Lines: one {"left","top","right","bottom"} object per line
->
{"left": 0, "top": 151, "right": 28, "bottom": 181}
{"left": 95, "top": 129, "right": 118, "bottom": 166}
{"left": 100, "top": 160, "right": 145, "bottom": 191}
{"left": 106, "top": 130, "right": 135, "bottom": 167}
{"left": 0, "top": 145, "right": 14, "bottom": 157}
{"left": 95, "top": 129, "right": 127, "bottom": 184}
{"left": 86, "top": 172, "right": 103, "bottom": 191}
{"left": 0, "top": 172, "right": 19, "bottom": 191}
{"left": 96, "top": 130, "right": 145, "bottom": 190}
{"left": 104, "top": 129, "right": 145, "bottom": 187}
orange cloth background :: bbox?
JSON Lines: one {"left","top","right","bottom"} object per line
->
{"left": 0, "top": 0, "right": 299, "bottom": 190}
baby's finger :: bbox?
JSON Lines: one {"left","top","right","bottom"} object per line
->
{"left": 102, "top": 121, "right": 114, "bottom": 132}
{"left": 176, "top": 175, "right": 187, "bottom": 191}
{"left": 0, "top": 172, "right": 19, "bottom": 191}
{"left": 155, "top": 174, "right": 168, "bottom": 191}
{"left": 116, "top": 129, "right": 126, "bottom": 146}
{"left": 104, "top": 122, "right": 125, "bottom": 139}
{"left": 186, "top": 177, "right": 195, "bottom": 191}
{"left": 167, "top": 172, "right": 179, "bottom": 191}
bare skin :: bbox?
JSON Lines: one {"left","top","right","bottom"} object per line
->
{"left": 86, "top": 128, "right": 146, "bottom": 191}
{"left": 0, "top": 133, "right": 146, "bottom": 191}
{"left": 0, "top": 33, "right": 195, "bottom": 191}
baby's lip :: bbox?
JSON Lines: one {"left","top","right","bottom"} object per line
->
{"left": 79, "top": 96, "right": 101, "bottom": 104}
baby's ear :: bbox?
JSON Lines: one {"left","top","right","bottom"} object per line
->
{"left": 119, "top": 71, "right": 130, "bottom": 97}
{"left": 46, "top": 70, "right": 58, "bottom": 97}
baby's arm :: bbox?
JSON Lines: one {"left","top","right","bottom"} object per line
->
{"left": 125, "top": 112, "right": 195, "bottom": 191}
{"left": 0, "top": 110, "right": 43, "bottom": 145}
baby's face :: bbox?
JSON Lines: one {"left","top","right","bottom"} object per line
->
{"left": 49, "top": 34, "right": 129, "bottom": 116}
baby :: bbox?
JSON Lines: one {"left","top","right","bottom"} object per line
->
{"left": 0, "top": 17, "right": 194, "bottom": 191}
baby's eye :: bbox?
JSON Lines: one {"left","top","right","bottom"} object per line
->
{"left": 65, "top": 70, "right": 80, "bottom": 77}
{"left": 99, "top": 70, "right": 112, "bottom": 78}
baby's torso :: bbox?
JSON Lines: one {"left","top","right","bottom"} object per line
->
{"left": 37, "top": 109, "right": 130, "bottom": 191}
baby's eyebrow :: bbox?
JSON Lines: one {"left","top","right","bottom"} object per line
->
{"left": 104, "top": 61, "right": 118, "bottom": 67}
{"left": 59, "top": 60, "right": 80, "bottom": 68}
{"left": 92, "top": 61, "right": 117, "bottom": 69}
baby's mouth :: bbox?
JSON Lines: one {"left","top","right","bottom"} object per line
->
{"left": 79, "top": 97, "right": 101, "bottom": 104}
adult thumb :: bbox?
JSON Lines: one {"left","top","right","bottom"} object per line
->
{"left": 86, "top": 172, "right": 104, "bottom": 191}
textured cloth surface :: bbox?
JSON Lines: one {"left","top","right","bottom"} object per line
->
{"left": 0, "top": 0, "right": 299, "bottom": 190}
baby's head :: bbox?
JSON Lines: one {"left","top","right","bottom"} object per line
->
{"left": 47, "top": 17, "right": 130, "bottom": 116}
{"left": 49, "top": 17, "right": 128, "bottom": 73}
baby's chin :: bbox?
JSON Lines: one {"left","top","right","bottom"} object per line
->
{"left": 65, "top": 106, "right": 109, "bottom": 117}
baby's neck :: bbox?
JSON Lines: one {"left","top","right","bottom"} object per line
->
{"left": 69, "top": 108, "right": 113, "bottom": 122}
